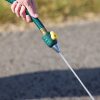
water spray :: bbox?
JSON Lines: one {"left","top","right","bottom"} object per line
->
{"left": 6, "top": 0, "right": 95, "bottom": 99}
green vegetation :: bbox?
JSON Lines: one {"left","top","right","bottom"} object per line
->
{"left": 0, "top": 0, "right": 100, "bottom": 24}
{"left": 0, "top": 0, "right": 21, "bottom": 24}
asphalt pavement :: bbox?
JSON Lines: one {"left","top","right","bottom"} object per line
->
{"left": 0, "top": 20, "right": 100, "bottom": 100}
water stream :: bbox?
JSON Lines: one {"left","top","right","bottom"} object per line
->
{"left": 58, "top": 52, "right": 95, "bottom": 100}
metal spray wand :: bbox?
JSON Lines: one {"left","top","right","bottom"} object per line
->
{"left": 6, "top": 0, "right": 95, "bottom": 99}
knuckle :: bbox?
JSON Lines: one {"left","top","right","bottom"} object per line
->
{"left": 20, "top": 7, "right": 25, "bottom": 17}
{"left": 15, "top": 4, "right": 20, "bottom": 13}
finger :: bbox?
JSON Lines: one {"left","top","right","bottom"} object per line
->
{"left": 11, "top": 1, "right": 18, "bottom": 13}
{"left": 20, "top": 6, "right": 26, "bottom": 20}
{"left": 15, "top": 3, "right": 22, "bottom": 17}
{"left": 24, "top": 0, "right": 38, "bottom": 18}
{"left": 26, "top": 15, "right": 31, "bottom": 23}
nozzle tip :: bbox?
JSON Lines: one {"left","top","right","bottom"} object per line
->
{"left": 52, "top": 43, "right": 60, "bottom": 53}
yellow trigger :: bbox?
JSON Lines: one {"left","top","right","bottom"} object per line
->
{"left": 50, "top": 31, "right": 58, "bottom": 40}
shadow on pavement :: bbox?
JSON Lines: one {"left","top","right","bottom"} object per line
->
{"left": 0, "top": 67, "right": 100, "bottom": 100}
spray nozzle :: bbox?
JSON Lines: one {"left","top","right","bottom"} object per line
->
{"left": 42, "top": 31, "right": 60, "bottom": 53}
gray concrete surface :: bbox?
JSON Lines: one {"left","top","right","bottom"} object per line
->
{"left": 0, "top": 21, "right": 100, "bottom": 100}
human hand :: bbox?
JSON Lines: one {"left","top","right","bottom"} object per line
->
{"left": 11, "top": 0, "right": 38, "bottom": 22}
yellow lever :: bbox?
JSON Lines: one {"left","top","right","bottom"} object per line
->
{"left": 50, "top": 31, "right": 58, "bottom": 40}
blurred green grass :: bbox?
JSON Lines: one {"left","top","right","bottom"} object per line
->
{"left": 0, "top": 0, "right": 21, "bottom": 24}
{"left": 0, "top": 0, "right": 100, "bottom": 24}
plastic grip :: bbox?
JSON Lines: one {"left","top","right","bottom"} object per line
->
{"left": 42, "top": 32, "right": 57, "bottom": 47}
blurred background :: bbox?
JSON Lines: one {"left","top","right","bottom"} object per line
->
{"left": 0, "top": 0, "right": 100, "bottom": 100}
{"left": 0, "top": 0, "right": 100, "bottom": 26}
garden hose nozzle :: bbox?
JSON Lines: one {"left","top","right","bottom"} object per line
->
{"left": 6, "top": 0, "right": 60, "bottom": 53}
{"left": 41, "top": 30, "right": 60, "bottom": 53}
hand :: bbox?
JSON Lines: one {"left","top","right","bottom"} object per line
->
{"left": 11, "top": 0, "right": 38, "bottom": 22}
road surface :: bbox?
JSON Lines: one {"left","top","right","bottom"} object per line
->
{"left": 0, "top": 20, "right": 100, "bottom": 100}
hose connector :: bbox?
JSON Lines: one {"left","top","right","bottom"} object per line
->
{"left": 42, "top": 31, "right": 57, "bottom": 47}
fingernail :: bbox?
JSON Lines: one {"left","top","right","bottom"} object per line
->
{"left": 34, "top": 14, "right": 38, "bottom": 18}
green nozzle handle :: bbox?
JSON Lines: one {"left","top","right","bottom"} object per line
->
{"left": 6, "top": 0, "right": 58, "bottom": 48}
{"left": 6, "top": 0, "right": 45, "bottom": 30}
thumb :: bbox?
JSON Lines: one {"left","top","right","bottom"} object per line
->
{"left": 24, "top": 0, "right": 38, "bottom": 18}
